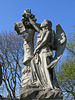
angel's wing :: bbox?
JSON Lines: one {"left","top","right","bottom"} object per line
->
{"left": 47, "top": 24, "right": 67, "bottom": 69}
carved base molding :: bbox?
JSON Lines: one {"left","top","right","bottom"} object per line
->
{"left": 19, "top": 86, "right": 63, "bottom": 100}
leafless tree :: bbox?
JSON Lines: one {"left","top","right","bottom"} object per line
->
{"left": 0, "top": 32, "right": 23, "bottom": 100}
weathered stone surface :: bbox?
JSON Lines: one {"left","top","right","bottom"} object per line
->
{"left": 14, "top": 9, "right": 67, "bottom": 100}
{"left": 20, "top": 86, "right": 63, "bottom": 100}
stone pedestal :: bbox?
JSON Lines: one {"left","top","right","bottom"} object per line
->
{"left": 19, "top": 86, "right": 63, "bottom": 100}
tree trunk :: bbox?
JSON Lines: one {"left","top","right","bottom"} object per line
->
{"left": 12, "top": 91, "right": 16, "bottom": 100}
{"left": 0, "top": 66, "right": 2, "bottom": 85}
{"left": 3, "top": 80, "right": 13, "bottom": 100}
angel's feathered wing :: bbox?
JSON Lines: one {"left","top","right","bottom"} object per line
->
{"left": 47, "top": 24, "right": 67, "bottom": 69}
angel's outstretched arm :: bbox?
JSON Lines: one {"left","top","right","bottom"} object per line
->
{"left": 28, "top": 17, "right": 40, "bottom": 33}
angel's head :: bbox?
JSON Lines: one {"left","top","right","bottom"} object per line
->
{"left": 40, "top": 19, "right": 52, "bottom": 29}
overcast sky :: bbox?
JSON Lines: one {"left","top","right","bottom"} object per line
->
{"left": 0, "top": 0, "right": 75, "bottom": 37}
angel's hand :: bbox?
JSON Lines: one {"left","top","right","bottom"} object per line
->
{"left": 26, "top": 14, "right": 30, "bottom": 18}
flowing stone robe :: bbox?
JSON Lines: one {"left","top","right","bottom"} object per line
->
{"left": 22, "top": 28, "right": 35, "bottom": 64}
{"left": 31, "top": 28, "right": 59, "bottom": 89}
{"left": 21, "top": 28, "right": 35, "bottom": 87}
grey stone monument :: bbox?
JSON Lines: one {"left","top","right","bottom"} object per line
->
{"left": 14, "top": 9, "right": 67, "bottom": 100}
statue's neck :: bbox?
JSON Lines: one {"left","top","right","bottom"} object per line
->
{"left": 42, "top": 27, "right": 51, "bottom": 31}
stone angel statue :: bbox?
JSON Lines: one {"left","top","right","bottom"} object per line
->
{"left": 14, "top": 9, "right": 66, "bottom": 99}
{"left": 27, "top": 16, "right": 67, "bottom": 90}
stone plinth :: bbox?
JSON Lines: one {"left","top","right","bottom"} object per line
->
{"left": 19, "top": 86, "right": 63, "bottom": 100}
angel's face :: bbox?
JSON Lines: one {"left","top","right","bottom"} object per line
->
{"left": 40, "top": 19, "right": 48, "bottom": 28}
